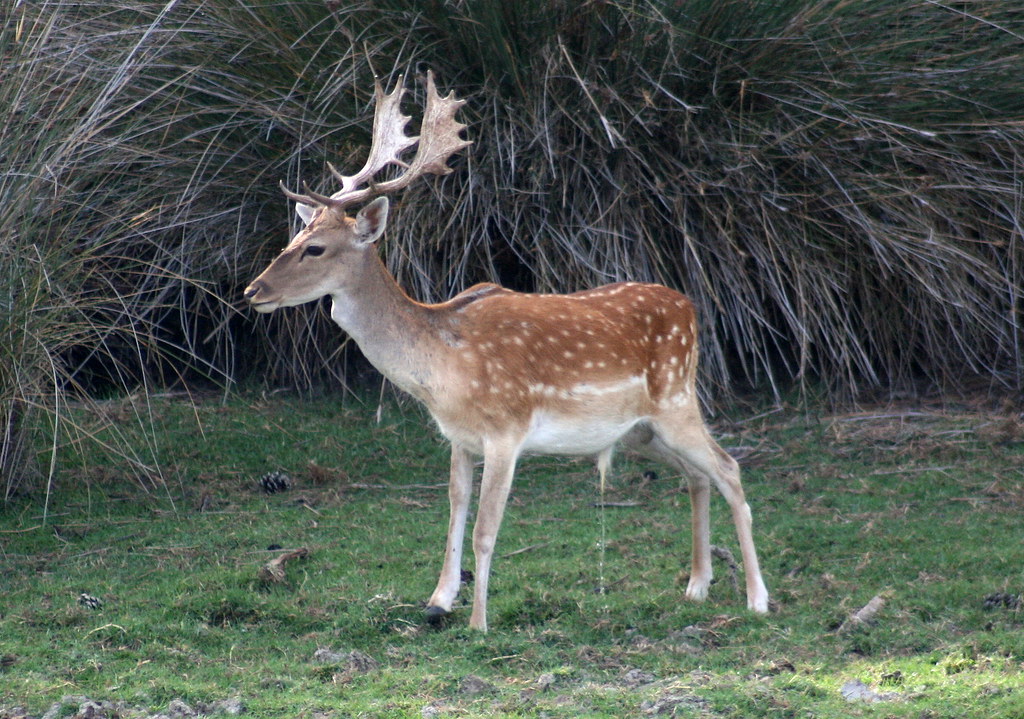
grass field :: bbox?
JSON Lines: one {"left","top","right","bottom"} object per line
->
{"left": 1, "top": 392, "right": 1022, "bottom": 718}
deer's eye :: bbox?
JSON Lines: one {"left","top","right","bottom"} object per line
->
{"left": 302, "top": 245, "right": 325, "bottom": 258}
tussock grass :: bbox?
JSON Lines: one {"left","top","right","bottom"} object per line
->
{"left": 1, "top": 0, "right": 353, "bottom": 496}
{"left": 364, "top": 0, "right": 1024, "bottom": 399}
{"left": 0, "top": 4, "right": 194, "bottom": 502}
{"left": 3, "top": 1, "right": 1023, "bottom": 496}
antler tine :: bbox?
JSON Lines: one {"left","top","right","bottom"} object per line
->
{"left": 301, "top": 182, "right": 339, "bottom": 207}
{"left": 281, "top": 72, "right": 471, "bottom": 211}
{"left": 279, "top": 180, "right": 315, "bottom": 206}
{"left": 278, "top": 180, "right": 337, "bottom": 208}
{"left": 325, "top": 74, "right": 419, "bottom": 207}
{"left": 372, "top": 70, "right": 473, "bottom": 196}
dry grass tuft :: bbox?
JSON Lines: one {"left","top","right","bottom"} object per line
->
{"left": 3, "top": 1, "right": 1023, "bottom": 499}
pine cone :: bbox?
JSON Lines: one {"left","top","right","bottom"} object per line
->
{"left": 259, "top": 471, "right": 292, "bottom": 494}
{"left": 77, "top": 593, "right": 103, "bottom": 610}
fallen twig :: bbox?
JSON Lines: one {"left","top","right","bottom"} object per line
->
{"left": 838, "top": 593, "right": 888, "bottom": 634}
{"left": 347, "top": 482, "right": 448, "bottom": 491}
{"left": 500, "top": 542, "right": 550, "bottom": 559}
{"left": 258, "top": 547, "right": 309, "bottom": 583}
{"left": 710, "top": 545, "right": 740, "bottom": 595}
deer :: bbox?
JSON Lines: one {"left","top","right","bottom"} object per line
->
{"left": 244, "top": 72, "right": 770, "bottom": 631}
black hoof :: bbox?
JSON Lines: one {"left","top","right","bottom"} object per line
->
{"left": 424, "top": 605, "right": 450, "bottom": 626}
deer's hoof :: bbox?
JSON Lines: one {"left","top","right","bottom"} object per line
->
{"left": 424, "top": 605, "right": 451, "bottom": 626}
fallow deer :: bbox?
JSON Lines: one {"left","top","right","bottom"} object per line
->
{"left": 244, "top": 72, "right": 769, "bottom": 631}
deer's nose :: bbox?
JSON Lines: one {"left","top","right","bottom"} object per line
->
{"left": 243, "top": 282, "right": 263, "bottom": 301}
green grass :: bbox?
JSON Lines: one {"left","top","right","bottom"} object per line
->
{"left": 1, "top": 394, "right": 1022, "bottom": 717}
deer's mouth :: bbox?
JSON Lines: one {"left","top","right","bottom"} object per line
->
{"left": 244, "top": 282, "right": 280, "bottom": 312}
{"left": 248, "top": 299, "right": 279, "bottom": 313}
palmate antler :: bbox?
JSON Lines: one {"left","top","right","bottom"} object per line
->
{"left": 282, "top": 71, "right": 472, "bottom": 210}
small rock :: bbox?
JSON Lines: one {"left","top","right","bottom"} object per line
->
{"left": 664, "top": 628, "right": 705, "bottom": 656}
{"left": 313, "top": 648, "right": 346, "bottom": 664}
{"left": 210, "top": 697, "right": 245, "bottom": 716}
{"left": 41, "top": 701, "right": 64, "bottom": 719}
{"left": 167, "top": 699, "right": 195, "bottom": 717}
{"left": 73, "top": 699, "right": 119, "bottom": 719}
{"left": 536, "top": 672, "right": 557, "bottom": 691}
{"left": 671, "top": 625, "right": 707, "bottom": 641}
{"left": 840, "top": 679, "right": 898, "bottom": 703}
{"left": 622, "top": 668, "right": 656, "bottom": 688}
{"left": 42, "top": 697, "right": 89, "bottom": 719}
{"left": 345, "top": 650, "right": 379, "bottom": 674}
{"left": 458, "top": 675, "right": 494, "bottom": 696}
{"left": 420, "top": 705, "right": 441, "bottom": 718}
{"left": 641, "top": 694, "right": 708, "bottom": 715}
{"left": 313, "top": 648, "right": 379, "bottom": 674}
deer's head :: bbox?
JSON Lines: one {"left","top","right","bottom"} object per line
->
{"left": 244, "top": 72, "right": 470, "bottom": 313}
{"left": 243, "top": 197, "right": 389, "bottom": 313}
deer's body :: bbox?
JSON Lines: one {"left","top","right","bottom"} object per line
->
{"left": 349, "top": 277, "right": 700, "bottom": 453}
{"left": 245, "top": 73, "right": 769, "bottom": 630}
{"left": 429, "top": 280, "right": 675, "bottom": 457}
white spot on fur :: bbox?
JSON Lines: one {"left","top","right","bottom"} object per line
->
{"left": 658, "top": 390, "right": 691, "bottom": 410}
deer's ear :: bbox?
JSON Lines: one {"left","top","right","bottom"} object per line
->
{"left": 354, "top": 197, "right": 390, "bottom": 245}
{"left": 295, "top": 202, "right": 316, "bottom": 226}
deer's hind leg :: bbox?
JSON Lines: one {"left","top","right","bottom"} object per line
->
{"left": 633, "top": 407, "right": 769, "bottom": 613}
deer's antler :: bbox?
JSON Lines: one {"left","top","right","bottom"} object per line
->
{"left": 283, "top": 71, "right": 471, "bottom": 210}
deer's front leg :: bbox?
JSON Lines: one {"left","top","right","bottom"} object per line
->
{"left": 468, "top": 438, "right": 519, "bottom": 632}
{"left": 426, "top": 444, "right": 474, "bottom": 621}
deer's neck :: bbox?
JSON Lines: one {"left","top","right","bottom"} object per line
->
{"left": 329, "top": 250, "right": 443, "bottom": 403}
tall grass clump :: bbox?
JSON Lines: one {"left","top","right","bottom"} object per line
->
{"left": 0, "top": 1, "right": 279, "bottom": 501}
{"left": 1, "top": 0, "right": 392, "bottom": 500}
{"left": 328, "top": 0, "right": 1024, "bottom": 399}
{"left": 1, "top": 4, "right": 182, "bottom": 502}
{"left": 130, "top": 0, "right": 1017, "bottom": 400}
{"left": 3, "top": 1, "right": 1022, "bottom": 502}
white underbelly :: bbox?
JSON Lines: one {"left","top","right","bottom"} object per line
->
{"left": 520, "top": 410, "right": 640, "bottom": 455}
{"left": 434, "top": 376, "right": 650, "bottom": 457}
